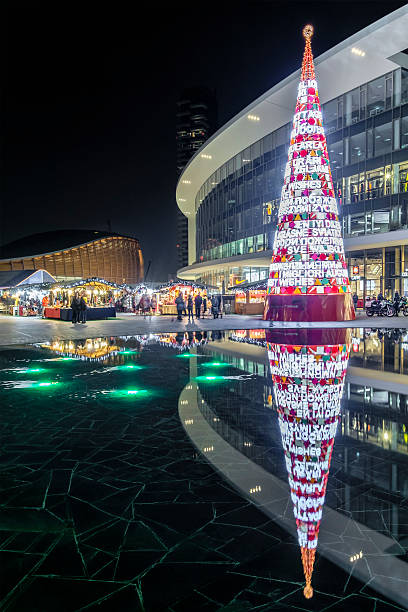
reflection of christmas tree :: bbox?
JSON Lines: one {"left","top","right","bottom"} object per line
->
{"left": 264, "top": 25, "right": 354, "bottom": 322}
{"left": 266, "top": 328, "right": 351, "bottom": 598}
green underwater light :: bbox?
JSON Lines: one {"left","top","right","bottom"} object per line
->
{"left": 120, "top": 350, "right": 140, "bottom": 355}
{"left": 195, "top": 375, "right": 226, "bottom": 382}
{"left": 20, "top": 368, "right": 46, "bottom": 374}
{"left": 202, "top": 361, "right": 229, "bottom": 368}
{"left": 108, "top": 388, "right": 151, "bottom": 398}
{"left": 33, "top": 381, "right": 60, "bottom": 388}
{"left": 118, "top": 364, "right": 143, "bottom": 370}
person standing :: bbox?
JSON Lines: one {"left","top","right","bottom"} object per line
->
{"left": 175, "top": 292, "right": 185, "bottom": 321}
{"left": 211, "top": 295, "right": 219, "bottom": 319}
{"left": 194, "top": 292, "right": 202, "bottom": 319}
{"left": 202, "top": 296, "right": 207, "bottom": 318}
{"left": 352, "top": 293, "right": 358, "bottom": 310}
{"left": 71, "top": 292, "right": 81, "bottom": 324}
{"left": 394, "top": 291, "right": 401, "bottom": 315}
{"left": 187, "top": 294, "right": 194, "bottom": 322}
{"left": 79, "top": 294, "right": 87, "bottom": 324}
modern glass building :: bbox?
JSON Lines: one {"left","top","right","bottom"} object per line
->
{"left": 176, "top": 6, "right": 408, "bottom": 299}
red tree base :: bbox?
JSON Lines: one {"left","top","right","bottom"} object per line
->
{"left": 263, "top": 292, "right": 355, "bottom": 322}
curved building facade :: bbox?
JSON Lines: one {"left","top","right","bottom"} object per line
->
{"left": 176, "top": 6, "right": 408, "bottom": 299}
{"left": 0, "top": 230, "right": 144, "bottom": 285}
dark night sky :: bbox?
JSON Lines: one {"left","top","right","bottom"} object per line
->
{"left": 1, "top": 1, "right": 406, "bottom": 280}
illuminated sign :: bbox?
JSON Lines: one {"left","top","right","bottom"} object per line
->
{"left": 352, "top": 266, "right": 359, "bottom": 275}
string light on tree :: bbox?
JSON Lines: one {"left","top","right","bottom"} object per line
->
{"left": 264, "top": 26, "right": 355, "bottom": 322}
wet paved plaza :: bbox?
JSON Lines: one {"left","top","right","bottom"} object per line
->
{"left": 0, "top": 328, "right": 407, "bottom": 610}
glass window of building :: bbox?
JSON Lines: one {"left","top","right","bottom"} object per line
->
{"left": 385, "top": 74, "right": 393, "bottom": 109}
{"left": 401, "top": 68, "right": 408, "bottom": 104}
{"left": 350, "top": 132, "right": 365, "bottom": 163}
{"left": 366, "top": 250, "right": 383, "bottom": 297}
{"left": 401, "top": 116, "right": 408, "bottom": 151}
{"left": 350, "top": 213, "right": 365, "bottom": 236}
{"left": 359, "top": 86, "right": 366, "bottom": 121}
{"left": 344, "top": 173, "right": 365, "bottom": 204}
{"left": 374, "top": 122, "right": 392, "bottom": 156}
{"left": 373, "top": 207, "right": 390, "bottom": 233}
{"left": 367, "top": 76, "right": 385, "bottom": 116}
{"left": 328, "top": 139, "right": 343, "bottom": 168}
{"left": 323, "top": 98, "right": 338, "bottom": 133}
{"left": 366, "top": 168, "right": 384, "bottom": 199}
{"left": 345, "top": 88, "right": 359, "bottom": 125}
{"left": 399, "top": 161, "right": 408, "bottom": 193}
{"left": 349, "top": 251, "right": 365, "bottom": 297}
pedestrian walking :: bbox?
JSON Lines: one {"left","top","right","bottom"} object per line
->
{"left": 79, "top": 294, "right": 87, "bottom": 324}
{"left": 202, "top": 296, "right": 207, "bottom": 318}
{"left": 352, "top": 293, "right": 358, "bottom": 309}
{"left": 194, "top": 293, "right": 202, "bottom": 319}
{"left": 175, "top": 293, "right": 185, "bottom": 321}
{"left": 71, "top": 292, "right": 81, "bottom": 324}
{"left": 187, "top": 294, "right": 194, "bottom": 322}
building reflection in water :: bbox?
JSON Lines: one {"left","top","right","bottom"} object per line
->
{"left": 180, "top": 327, "right": 408, "bottom": 608}
{"left": 266, "top": 328, "right": 351, "bottom": 598}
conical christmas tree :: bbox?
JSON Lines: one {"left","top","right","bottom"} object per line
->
{"left": 264, "top": 25, "right": 355, "bottom": 322}
{"left": 266, "top": 328, "right": 351, "bottom": 598}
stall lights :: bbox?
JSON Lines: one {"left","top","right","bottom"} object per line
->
{"left": 350, "top": 551, "right": 363, "bottom": 562}
{"left": 184, "top": 419, "right": 194, "bottom": 425}
{"left": 247, "top": 114, "right": 260, "bottom": 122}
{"left": 181, "top": 180, "right": 191, "bottom": 184}
{"left": 249, "top": 485, "right": 262, "bottom": 494}
{"left": 201, "top": 154, "right": 212, "bottom": 159}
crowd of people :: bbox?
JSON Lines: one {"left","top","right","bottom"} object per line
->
{"left": 175, "top": 292, "right": 223, "bottom": 321}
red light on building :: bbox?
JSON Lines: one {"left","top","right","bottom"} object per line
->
{"left": 352, "top": 266, "right": 359, "bottom": 275}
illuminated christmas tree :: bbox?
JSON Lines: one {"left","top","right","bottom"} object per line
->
{"left": 266, "top": 328, "right": 351, "bottom": 598}
{"left": 264, "top": 25, "right": 355, "bottom": 321}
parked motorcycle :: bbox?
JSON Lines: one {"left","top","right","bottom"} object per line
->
{"left": 366, "top": 299, "right": 395, "bottom": 317}
{"left": 399, "top": 296, "right": 408, "bottom": 316}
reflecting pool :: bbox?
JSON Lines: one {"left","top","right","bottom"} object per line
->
{"left": 0, "top": 330, "right": 407, "bottom": 610}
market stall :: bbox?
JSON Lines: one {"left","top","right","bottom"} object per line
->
{"left": 42, "top": 278, "right": 129, "bottom": 320}
{"left": 155, "top": 281, "right": 209, "bottom": 316}
{"left": 0, "top": 269, "right": 56, "bottom": 316}
{"left": 43, "top": 306, "right": 116, "bottom": 321}
{"left": 230, "top": 280, "right": 267, "bottom": 315}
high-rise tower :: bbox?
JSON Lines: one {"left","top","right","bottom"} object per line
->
{"left": 176, "top": 88, "right": 217, "bottom": 270}
{"left": 264, "top": 26, "right": 355, "bottom": 322}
